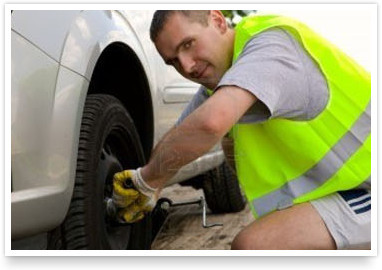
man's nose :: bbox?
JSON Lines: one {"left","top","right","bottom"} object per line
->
{"left": 179, "top": 54, "right": 196, "bottom": 76}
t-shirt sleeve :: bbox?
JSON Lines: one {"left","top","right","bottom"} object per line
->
{"left": 175, "top": 86, "right": 209, "bottom": 126}
{"left": 216, "top": 27, "right": 314, "bottom": 123}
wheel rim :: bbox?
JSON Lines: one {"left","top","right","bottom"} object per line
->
{"left": 96, "top": 128, "right": 137, "bottom": 250}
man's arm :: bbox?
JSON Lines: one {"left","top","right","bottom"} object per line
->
{"left": 140, "top": 85, "right": 257, "bottom": 190}
{"left": 175, "top": 86, "right": 209, "bottom": 126}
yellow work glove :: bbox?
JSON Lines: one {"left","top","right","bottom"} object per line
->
{"left": 116, "top": 194, "right": 155, "bottom": 223}
{"left": 112, "top": 168, "right": 158, "bottom": 223}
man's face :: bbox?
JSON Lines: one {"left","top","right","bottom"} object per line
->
{"left": 154, "top": 11, "right": 233, "bottom": 90}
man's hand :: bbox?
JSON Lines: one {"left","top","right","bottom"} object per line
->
{"left": 112, "top": 168, "right": 158, "bottom": 223}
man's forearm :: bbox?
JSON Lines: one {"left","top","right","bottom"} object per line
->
{"left": 140, "top": 113, "right": 221, "bottom": 189}
{"left": 140, "top": 86, "right": 257, "bottom": 190}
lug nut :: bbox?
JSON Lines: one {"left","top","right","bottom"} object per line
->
{"left": 160, "top": 201, "right": 171, "bottom": 211}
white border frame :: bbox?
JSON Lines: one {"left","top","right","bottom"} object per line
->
{"left": 4, "top": 3, "right": 378, "bottom": 258}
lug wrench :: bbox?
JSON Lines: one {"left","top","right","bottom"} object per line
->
{"left": 106, "top": 195, "right": 223, "bottom": 228}
{"left": 158, "top": 196, "right": 223, "bottom": 228}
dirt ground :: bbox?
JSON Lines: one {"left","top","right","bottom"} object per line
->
{"left": 151, "top": 184, "right": 254, "bottom": 250}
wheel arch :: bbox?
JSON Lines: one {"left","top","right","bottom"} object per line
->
{"left": 87, "top": 42, "right": 154, "bottom": 161}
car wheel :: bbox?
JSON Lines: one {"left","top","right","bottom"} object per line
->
{"left": 202, "top": 161, "right": 246, "bottom": 214}
{"left": 48, "top": 94, "right": 152, "bottom": 250}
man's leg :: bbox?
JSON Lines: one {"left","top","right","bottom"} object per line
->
{"left": 231, "top": 202, "right": 336, "bottom": 250}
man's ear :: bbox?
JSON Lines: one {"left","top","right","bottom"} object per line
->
{"left": 210, "top": 10, "right": 228, "bottom": 33}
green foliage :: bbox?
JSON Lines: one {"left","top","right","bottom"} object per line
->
{"left": 221, "top": 10, "right": 257, "bottom": 26}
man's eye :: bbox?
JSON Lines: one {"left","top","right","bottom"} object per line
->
{"left": 184, "top": 40, "right": 193, "bottom": 49}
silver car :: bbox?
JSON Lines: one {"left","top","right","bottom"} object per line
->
{"left": 11, "top": 10, "right": 244, "bottom": 250}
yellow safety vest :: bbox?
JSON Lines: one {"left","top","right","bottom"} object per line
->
{"left": 224, "top": 15, "right": 371, "bottom": 218}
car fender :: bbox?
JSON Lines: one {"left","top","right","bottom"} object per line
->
{"left": 60, "top": 10, "right": 155, "bottom": 83}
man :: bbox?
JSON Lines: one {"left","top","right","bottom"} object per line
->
{"left": 112, "top": 10, "right": 371, "bottom": 249}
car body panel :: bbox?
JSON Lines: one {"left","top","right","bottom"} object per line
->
{"left": 12, "top": 10, "right": 81, "bottom": 62}
{"left": 12, "top": 31, "right": 59, "bottom": 192}
{"left": 12, "top": 63, "right": 89, "bottom": 238}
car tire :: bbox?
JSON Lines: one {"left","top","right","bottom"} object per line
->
{"left": 202, "top": 161, "right": 246, "bottom": 214}
{"left": 48, "top": 94, "right": 152, "bottom": 250}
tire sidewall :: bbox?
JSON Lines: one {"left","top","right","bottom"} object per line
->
{"left": 54, "top": 94, "right": 150, "bottom": 250}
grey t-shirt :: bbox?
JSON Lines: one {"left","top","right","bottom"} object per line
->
{"left": 176, "top": 27, "right": 329, "bottom": 125}
{"left": 175, "top": 27, "right": 371, "bottom": 189}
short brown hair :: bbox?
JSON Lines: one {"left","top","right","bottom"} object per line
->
{"left": 150, "top": 10, "right": 210, "bottom": 42}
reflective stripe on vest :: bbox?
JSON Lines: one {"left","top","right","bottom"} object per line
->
{"left": 252, "top": 102, "right": 371, "bottom": 215}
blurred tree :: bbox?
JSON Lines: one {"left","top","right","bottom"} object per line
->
{"left": 221, "top": 10, "right": 257, "bottom": 26}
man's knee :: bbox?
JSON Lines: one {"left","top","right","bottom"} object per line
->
{"left": 231, "top": 203, "right": 337, "bottom": 250}
{"left": 231, "top": 225, "right": 263, "bottom": 250}
{"left": 231, "top": 229, "right": 250, "bottom": 250}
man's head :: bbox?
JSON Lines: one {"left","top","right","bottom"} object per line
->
{"left": 150, "top": 10, "right": 235, "bottom": 90}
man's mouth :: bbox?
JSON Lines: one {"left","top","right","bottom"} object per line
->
{"left": 195, "top": 65, "right": 208, "bottom": 79}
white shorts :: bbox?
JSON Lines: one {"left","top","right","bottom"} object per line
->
{"left": 311, "top": 189, "right": 371, "bottom": 250}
